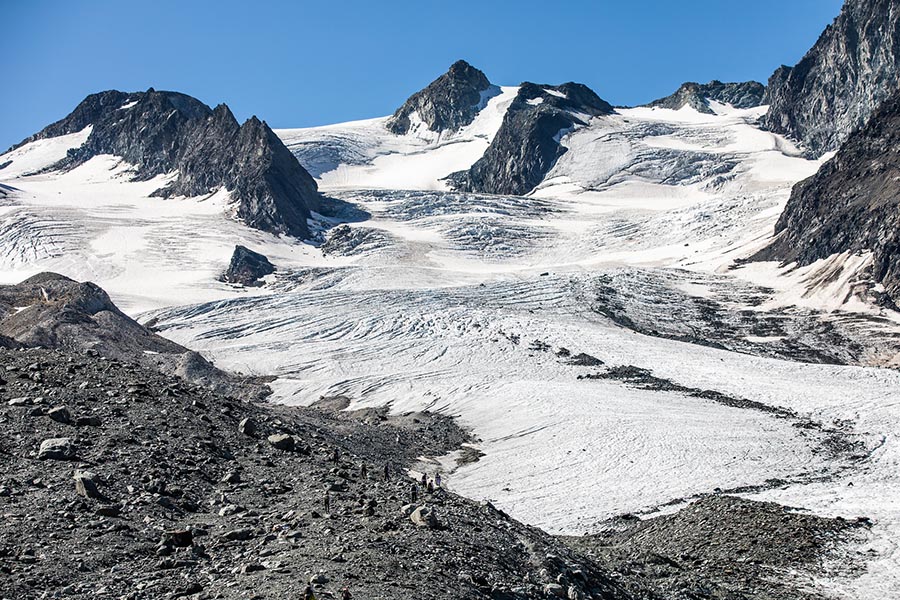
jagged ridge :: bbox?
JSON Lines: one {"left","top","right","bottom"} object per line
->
{"left": 761, "top": 0, "right": 900, "bottom": 156}
{"left": 449, "top": 82, "right": 614, "bottom": 196}
{"left": 13, "top": 89, "right": 321, "bottom": 239}
{"left": 647, "top": 80, "right": 765, "bottom": 114}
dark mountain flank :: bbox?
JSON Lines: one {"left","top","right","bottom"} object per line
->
{"left": 386, "top": 60, "right": 494, "bottom": 135}
{"left": 761, "top": 0, "right": 900, "bottom": 156}
{"left": 754, "top": 90, "right": 900, "bottom": 306}
{"left": 449, "top": 82, "right": 615, "bottom": 196}
{"left": 12, "top": 89, "right": 321, "bottom": 239}
{"left": 647, "top": 80, "right": 766, "bottom": 114}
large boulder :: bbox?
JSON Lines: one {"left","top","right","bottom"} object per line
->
{"left": 220, "top": 245, "right": 276, "bottom": 287}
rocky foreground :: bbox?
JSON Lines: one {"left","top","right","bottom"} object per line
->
{"left": 0, "top": 275, "right": 869, "bottom": 600}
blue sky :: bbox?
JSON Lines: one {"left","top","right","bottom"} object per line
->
{"left": 3, "top": 0, "right": 842, "bottom": 150}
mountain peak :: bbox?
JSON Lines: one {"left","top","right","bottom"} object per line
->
{"left": 12, "top": 89, "right": 320, "bottom": 239}
{"left": 647, "top": 80, "right": 765, "bottom": 114}
{"left": 385, "top": 60, "right": 494, "bottom": 135}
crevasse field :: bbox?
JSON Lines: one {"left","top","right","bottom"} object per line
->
{"left": 2, "top": 91, "right": 899, "bottom": 598}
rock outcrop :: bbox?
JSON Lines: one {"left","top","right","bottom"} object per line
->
{"left": 754, "top": 90, "right": 900, "bottom": 306}
{"left": 647, "top": 80, "right": 765, "bottom": 114}
{"left": 0, "top": 273, "right": 266, "bottom": 398}
{"left": 385, "top": 60, "right": 494, "bottom": 135}
{"left": 220, "top": 245, "right": 276, "bottom": 287}
{"left": 761, "top": 0, "right": 900, "bottom": 156}
{"left": 12, "top": 89, "right": 321, "bottom": 238}
{"left": 449, "top": 82, "right": 615, "bottom": 195}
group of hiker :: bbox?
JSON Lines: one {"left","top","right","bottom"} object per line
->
{"left": 310, "top": 452, "right": 446, "bottom": 597}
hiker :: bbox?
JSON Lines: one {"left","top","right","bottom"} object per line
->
{"left": 340, "top": 587, "right": 353, "bottom": 600}
{"left": 303, "top": 584, "right": 317, "bottom": 600}
{"left": 427, "top": 480, "right": 434, "bottom": 494}
{"left": 410, "top": 484, "right": 418, "bottom": 503}
{"left": 332, "top": 448, "right": 339, "bottom": 463}
{"left": 360, "top": 463, "right": 367, "bottom": 479}
{"left": 383, "top": 463, "right": 390, "bottom": 481}
{"left": 435, "top": 473, "right": 442, "bottom": 488}
{"left": 324, "top": 491, "right": 331, "bottom": 513}
{"left": 420, "top": 473, "right": 427, "bottom": 487}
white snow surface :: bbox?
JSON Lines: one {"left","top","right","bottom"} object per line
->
{"left": 3, "top": 99, "right": 900, "bottom": 597}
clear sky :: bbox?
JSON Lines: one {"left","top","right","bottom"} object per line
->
{"left": 3, "top": 0, "right": 843, "bottom": 151}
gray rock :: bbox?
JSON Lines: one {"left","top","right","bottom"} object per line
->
{"left": 410, "top": 505, "right": 439, "bottom": 528}
{"left": 238, "top": 417, "right": 257, "bottom": 436}
{"left": 543, "top": 583, "right": 565, "bottom": 597}
{"left": 47, "top": 406, "right": 71, "bottom": 424}
{"left": 222, "top": 528, "right": 254, "bottom": 541}
{"left": 38, "top": 437, "right": 75, "bottom": 460}
{"left": 73, "top": 471, "right": 102, "bottom": 499}
{"left": 267, "top": 434, "right": 295, "bottom": 451}
{"left": 220, "top": 246, "right": 275, "bottom": 287}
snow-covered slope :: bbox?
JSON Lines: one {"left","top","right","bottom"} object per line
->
{"left": 277, "top": 85, "right": 519, "bottom": 190}
{"left": 4, "top": 88, "right": 900, "bottom": 597}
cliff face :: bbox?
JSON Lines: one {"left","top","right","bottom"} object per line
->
{"left": 386, "top": 60, "right": 493, "bottom": 135}
{"left": 755, "top": 90, "right": 900, "bottom": 305}
{"left": 449, "top": 82, "right": 614, "bottom": 196}
{"left": 647, "top": 80, "right": 765, "bottom": 114}
{"left": 14, "top": 89, "right": 321, "bottom": 239}
{"left": 761, "top": 0, "right": 900, "bottom": 156}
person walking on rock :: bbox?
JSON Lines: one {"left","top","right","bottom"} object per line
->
{"left": 420, "top": 473, "right": 427, "bottom": 487}
{"left": 360, "top": 463, "right": 367, "bottom": 479}
{"left": 324, "top": 491, "right": 331, "bottom": 514}
{"left": 303, "top": 584, "right": 317, "bottom": 600}
{"left": 332, "top": 448, "right": 339, "bottom": 464}
{"left": 410, "top": 484, "right": 418, "bottom": 503}
{"left": 383, "top": 463, "right": 390, "bottom": 481}
{"left": 435, "top": 473, "right": 442, "bottom": 488}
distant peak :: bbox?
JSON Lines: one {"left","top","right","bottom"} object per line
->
{"left": 386, "top": 61, "right": 493, "bottom": 135}
{"left": 646, "top": 80, "right": 765, "bottom": 113}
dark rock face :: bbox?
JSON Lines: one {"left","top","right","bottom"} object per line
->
{"left": 0, "top": 273, "right": 266, "bottom": 398}
{"left": 755, "top": 90, "right": 900, "bottom": 305}
{"left": 220, "top": 245, "right": 276, "bottom": 287}
{"left": 647, "top": 80, "right": 765, "bottom": 114}
{"left": 761, "top": 0, "right": 900, "bottom": 156}
{"left": 386, "top": 60, "right": 494, "bottom": 135}
{"left": 449, "top": 82, "right": 615, "bottom": 195}
{"left": 13, "top": 89, "right": 321, "bottom": 239}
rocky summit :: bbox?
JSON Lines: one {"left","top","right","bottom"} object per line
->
{"left": 761, "top": 0, "right": 900, "bottom": 156}
{"left": 449, "top": 82, "right": 614, "bottom": 195}
{"left": 386, "top": 60, "right": 494, "bottom": 136}
{"left": 9, "top": 89, "right": 321, "bottom": 239}
{"left": 646, "top": 80, "right": 765, "bottom": 114}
